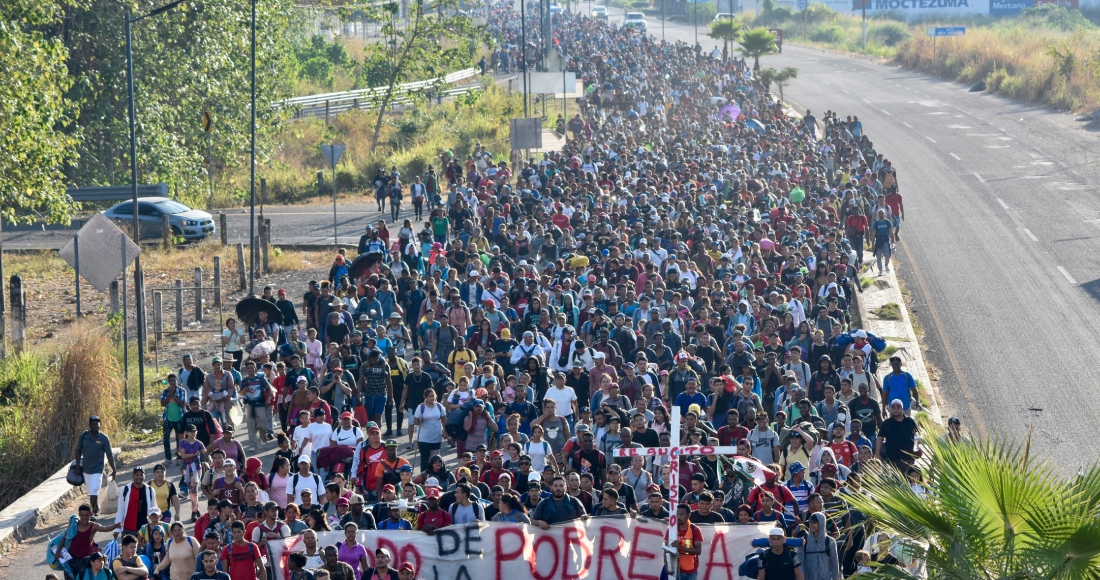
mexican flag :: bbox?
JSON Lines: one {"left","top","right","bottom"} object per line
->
{"left": 725, "top": 456, "right": 776, "bottom": 486}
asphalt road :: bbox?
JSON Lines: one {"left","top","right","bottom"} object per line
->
{"left": 605, "top": 9, "right": 1100, "bottom": 468}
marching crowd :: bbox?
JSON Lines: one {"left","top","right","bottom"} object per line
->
{"left": 53, "top": 3, "right": 963, "bottom": 580}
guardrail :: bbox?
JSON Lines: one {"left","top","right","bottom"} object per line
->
{"left": 276, "top": 68, "right": 480, "bottom": 119}
{"left": 67, "top": 183, "right": 169, "bottom": 203}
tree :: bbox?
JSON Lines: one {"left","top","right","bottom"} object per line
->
{"left": 0, "top": 0, "right": 79, "bottom": 225}
{"left": 57, "top": 0, "right": 299, "bottom": 206}
{"left": 845, "top": 415, "right": 1100, "bottom": 579}
{"left": 738, "top": 27, "right": 777, "bottom": 71}
{"left": 707, "top": 17, "right": 742, "bottom": 63}
{"left": 773, "top": 66, "right": 798, "bottom": 102}
{"left": 367, "top": 0, "right": 482, "bottom": 151}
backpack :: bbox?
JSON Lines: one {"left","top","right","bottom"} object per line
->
{"left": 445, "top": 397, "right": 481, "bottom": 441}
{"left": 46, "top": 515, "right": 80, "bottom": 570}
{"left": 448, "top": 501, "right": 484, "bottom": 521}
{"left": 288, "top": 473, "right": 321, "bottom": 498}
{"left": 738, "top": 548, "right": 766, "bottom": 578}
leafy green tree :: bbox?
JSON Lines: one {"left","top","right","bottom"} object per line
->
{"left": 0, "top": 0, "right": 79, "bottom": 224}
{"left": 773, "top": 66, "right": 797, "bottom": 101}
{"left": 707, "top": 17, "right": 742, "bottom": 62}
{"left": 366, "top": 0, "right": 482, "bottom": 150}
{"left": 846, "top": 415, "right": 1100, "bottom": 579}
{"left": 738, "top": 27, "right": 777, "bottom": 71}
{"left": 59, "top": 0, "right": 300, "bottom": 206}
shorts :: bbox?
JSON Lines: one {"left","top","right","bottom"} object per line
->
{"left": 891, "top": 215, "right": 901, "bottom": 229}
{"left": 365, "top": 395, "right": 388, "bottom": 415}
{"left": 86, "top": 473, "right": 104, "bottom": 496}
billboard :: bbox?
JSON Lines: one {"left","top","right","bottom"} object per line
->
{"left": 850, "top": 0, "right": 990, "bottom": 17}
{"left": 990, "top": 0, "right": 1032, "bottom": 14}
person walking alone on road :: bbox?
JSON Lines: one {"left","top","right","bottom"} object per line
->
{"left": 73, "top": 415, "right": 117, "bottom": 516}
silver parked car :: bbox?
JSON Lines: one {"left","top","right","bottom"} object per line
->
{"left": 103, "top": 197, "right": 216, "bottom": 241}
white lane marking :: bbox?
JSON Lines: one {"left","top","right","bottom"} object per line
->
{"left": 974, "top": 172, "right": 986, "bottom": 183}
{"left": 903, "top": 122, "right": 913, "bottom": 128}
{"left": 1072, "top": 170, "right": 1081, "bottom": 176}
{"left": 881, "top": 109, "right": 892, "bottom": 116}
{"left": 1058, "top": 266, "right": 1077, "bottom": 285}
{"left": 925, "top": 136, "right": 937, "bottom": 143}
{"left": 822, "top": 80, "right": 832, "bottom": 85}
{"left": 1022, "top": 228, "right": 1038, "bottom": 241}
{"left": 950, "top": 152, "right": 961, "bottom": 160}
{"left": 997, "top": 198, "right": 1009, "bottom": 209}
{"left": 1058, "top": 161, "right": 1067, "bottom": 167}
{"left": 862, "top": 98, "right": 871, "bottom": 104}
{"left": 842, "top": 89, "right": 850, "bottom": 94}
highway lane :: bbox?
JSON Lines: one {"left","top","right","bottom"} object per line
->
{"left": 600, "top": 8, "right": 1100, "bottom": 467}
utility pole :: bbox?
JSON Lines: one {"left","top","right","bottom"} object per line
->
{"left": 248, "top": 0, "right": 257, "bottom": 296}
{"left": 861, "top": 0, "right": 867, "bottom": 50}
{"left": 521, "top": 0, "right": 529, "bottom": 117}
{"left": 0, "top": 217, "right": 5, "bottom": 360}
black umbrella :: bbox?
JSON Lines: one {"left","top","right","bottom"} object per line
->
{"left": 349, "top": 252, "right": 384, "bottom": 281}
{"left": 235, "top": 296, "right": 283, "bottom": 326}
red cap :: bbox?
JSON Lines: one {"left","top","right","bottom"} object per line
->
{"left": 367, "top": 426, "right": 380, "bottom": 433}
{"left": 426, "top": 488, "right": 441, "bottom": 499}
{"left": 490, "top": 450, "right": 503, "bottom": 458}
{"left": 382, "top": 484, "right": 396, "bottom": 493}
{"left": 340, "top": 411, "right": 352, "bottom": 419}
{"left": 400, "top": 563, "right": 416, "bottom": 573}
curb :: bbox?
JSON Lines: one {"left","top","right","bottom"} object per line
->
{"left": 855, "top": 257, "right": 943, "bottom": 424}
{"left": 0, "top": 449, "right": 121, "bottom": 559}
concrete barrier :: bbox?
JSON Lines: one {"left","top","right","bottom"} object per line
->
{"left": 0, "top": 448, "right": 121, "bottom": 558}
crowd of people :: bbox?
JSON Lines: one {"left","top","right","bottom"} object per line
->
{"left": 54, "top": 2, "right": 966, "bottom": 580}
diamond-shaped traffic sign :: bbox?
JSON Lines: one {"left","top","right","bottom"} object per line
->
{"left": 58, "top": 212, "right": 142, "bottom": 293}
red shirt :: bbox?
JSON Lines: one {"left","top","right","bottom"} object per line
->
{"left": 846, "top": 214, "right": 868, "bottom": 234}
{"left": 747, "top": 482, "right": 796, "bottom": 511}
{"left": 717, "top": 425, "right": 749, "bottom": 447}
{"left": 677, "top": 523, "right": 703, "bottom": 573}
{"left": 481, "top": 468, "right": 509, "bottom": 487}
{"left": 827, "top": 440, "right": 858, "bottom": 467}
{"left": 417, "top": 508, "right": 452, "bottom": 530}
{"left": 885, "top": 192, "right": 903, "bottom": 217}
{"left": 123, "top": 485, "right": 142, "bottom": 531}
{"left": 220, "top": 541, "right": 261, "bottom": 580}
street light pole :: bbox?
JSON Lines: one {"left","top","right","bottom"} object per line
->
{"left": 125, "top": 0, "right": 184, "bottom": 409}
{"left": 249, "top": 0, "right": 257, "bottom": 295}
{"left": 521, "top": 0, "right": 528, "bottom": 116}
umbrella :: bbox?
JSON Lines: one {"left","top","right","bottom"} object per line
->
{"left": 720, "top": 103, "right": 741, "bottom": 121}
{"left": 746, "top": 118, "right": 766, "bottom": 134}
{"left": 349, "top": 252, "right": 384, "bottom": 280}
{"left": 235, "top": 296, "right": 283, "bottom": 326}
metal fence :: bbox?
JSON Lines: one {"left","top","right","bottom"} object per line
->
{"left": 276, "top": 68, "right": 480, "bottom": 119}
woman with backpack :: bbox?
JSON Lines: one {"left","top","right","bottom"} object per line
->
{"left": 151, "top": 522, "right": 200, "bottom": 580}
{"left": 412, "top": 388, "right": 446, "bottom": 472}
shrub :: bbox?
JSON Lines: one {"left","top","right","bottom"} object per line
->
{"left": 870, "top": 20, "right": 909, "bottom": 46}
{"left": 684, "top": 2, "right": 718, "bottom": 24}
{"left": 810, "top": 24, "right": 845, "bottom": 43}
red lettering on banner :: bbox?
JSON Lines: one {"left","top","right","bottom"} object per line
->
{"left": 495, "top": 527, "right": 528, "bottom": 580}
{"left": 372, "top": 538, "right": 401, "bottom": 567}
{"left": 398, "top": 545, "right": 422, "bottom": 576}
{"left": 703, "top": 531, "right": 735, "bottom": 580}
{"left": 563, "top": 524, "right": 593, "bottom": 580}
{"left": 594, "top": 525, "right": 628, "bottom": 580}
{"left": 627, "top": 525, "right": 664, "bottom": 580}
{"left": 530, "top": 534, "right": 561, "bottom": 580}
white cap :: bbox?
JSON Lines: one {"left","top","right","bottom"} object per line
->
{"left": 853, "top": 329, "right": 867, "bottom": 338}
{"left": 768, "top": 528, "right": 786, "bottom": 537}
{"left": 528, "top": 472, "right": 542, "bottom": 482}
{"left": 297, "top": 455, "right": 311, "bottom": 464}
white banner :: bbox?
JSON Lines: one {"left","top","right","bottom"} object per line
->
{"left": 269, "top": 519, "right": 772, "bottom": 580}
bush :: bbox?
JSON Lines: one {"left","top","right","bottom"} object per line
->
{"left": 870, "top": 20, "right": 909, "bottom": 46}
{"left": 0, "top": 331, "right": 123, "bottom": 511}
{"left": 684, "top": 1, "right": 718, "bottom": 24}
{"left": 810, "top": 25, "right": 845, "bottom": 43}
{"left": 1020, "top": 4, "right": 1094, "bottom": 32}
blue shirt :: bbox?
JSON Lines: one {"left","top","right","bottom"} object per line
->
{"left": 674, "top": 391, "right": 708, "bottom": 418}
{"left": 882, "top": 371, "right": 915, "bottom": 409}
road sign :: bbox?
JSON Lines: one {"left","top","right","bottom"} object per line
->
{"left": 202, "top": 110, "right": 213, "bottom": 133}
{"left": 58, "top": 213, "right": 141, "bottom": 293}
{"left": 796, "top": 0, "right": 806, "bottom": 9}
{"left": 320, "top": 144, "right": 346, "bottom": 169}
{"left": 927, "top": 26, "right": 965, "bottom": 37}
{"left": 509, "top": 118, "right": 543, "bottom": 150}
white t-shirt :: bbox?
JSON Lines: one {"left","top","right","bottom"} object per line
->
{"left": 331, "top": 425, "right": 363, "bottom": 447}
{"left": 305, "top": 421, "right": 334, "bottom": 452}
{"left": 285, "top": 471, "right": 323, "bottom": 505}
{"left": 543, "top": 386, "right": 578, "bottom": 418}
{"left": 293, "top": 427, "right": 313, "bottom": 456}
{"left": 223, "top": 328, "right": 246, "bottom": 351}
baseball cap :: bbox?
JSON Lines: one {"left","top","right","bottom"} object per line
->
{"left": 222, "top": 460, "right": 235, "bottom": 468}
{"left": 297, "top": 455, "right": 311, "bottom": 464}
{"left": 312, "top": 408, "right": 326, "bottom": 417}
{"left": 490, "top": 450, "right": 503, "bottom": 458}
{"left": 769, "top": 528, "right": 786, "bottom": 537}
{"left": 399, "top": 464, "right": 413, "bottom": 473}
{"left": 400, "top": 563, "right": 416, "bottom": 573}
{"left": 340, "top": 411, "right": 353, "bottom": 419}
{"left": 426, "top": 488, "right": 441, "bottom": 499}
{"left": 384, "top": 439, "right": 398, "bottom": 447}
{"left": 336, "top": 497, "right": 350, "bottom": 506}
{"left": 367, "top": 425, "right": 380, "bottom": 434}
{"left": 382, "top": 484, "right": 396, "bottom": 493}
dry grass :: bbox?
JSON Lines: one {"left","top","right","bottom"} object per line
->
{"left": 0, "top": 329, "right": 123, "bottom": 509}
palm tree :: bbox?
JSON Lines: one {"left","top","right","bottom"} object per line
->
{"left": 707, "top": 17, "right": 742, "bottom": 62}
{"left": 738, "top": 27, "right": 777, "bottom": 71}
{"left": 773, "top": 66, "right": 798, "bottom": 102}
{"left": 845, "top": 415, "right": 1100, "bottom": 578}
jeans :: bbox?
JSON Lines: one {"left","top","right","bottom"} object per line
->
{"left": 678, "top": 573, "right": 698, "bottom": 580}
{"left": 874, "top": 238, "right": 892, "bottom": 272}
{"left": 162, "top": 419, "right": 183, "bottom": 461}
{"left": 418, "top": 441, "right": 441, "bottom": 473}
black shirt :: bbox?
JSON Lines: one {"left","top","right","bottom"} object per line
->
{"left": 879, "top": 415, "right": 918, "bottom": 462}
{"left": 760, "top": 548, "right": 801, "bottom": 580}
{"left": 403, "top": 372, "right": 434, "bottom": 409}
{"left": 848, "top": 397, "right": 881, "bottom": 436}
{"left": 689, "top": 510, "right": 726, "bottom": 524}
